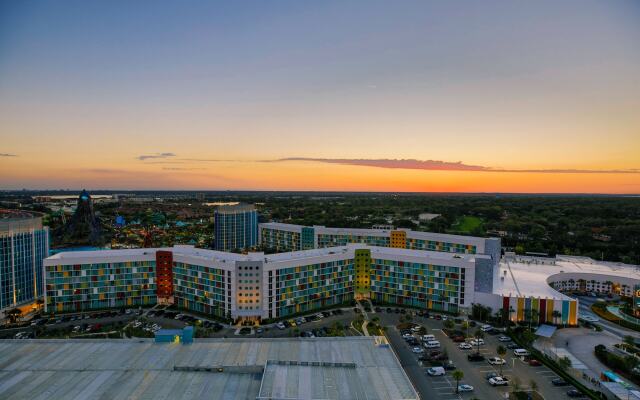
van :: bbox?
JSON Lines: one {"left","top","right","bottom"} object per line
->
{"left": 422, "top": 334, "right": 436, "bottom": 342}
{"left": 513, "top": 349, "right": 530, "bottom": 357}
{"left": 427, "top": 367, "right": 446, "bottom": 376}
{"left": 424, "top": 340, "right": 441, "bottom": 349}
{"left": 481, "top": 324, "right": 493, "bottom": 332}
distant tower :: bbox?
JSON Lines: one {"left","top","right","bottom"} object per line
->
{"left": 59, "top": 189, "right": 103, "bottom": 246}
{"left": 213, "top": 204, "right": 258, "bottom": 252}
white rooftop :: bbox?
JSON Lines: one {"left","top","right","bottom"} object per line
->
{"left": 0, "top": 337, "right": 417, "bottom": 400}
{"left": 495, "top": 255, "right": 640, "bottom": 299}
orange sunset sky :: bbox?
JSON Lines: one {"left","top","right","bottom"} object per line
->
{"left": 1, "top": 1, "right": 639, "bottom": 193}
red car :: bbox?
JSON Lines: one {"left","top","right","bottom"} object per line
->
{"left": 452, "top": 336, "right": 466, "bottom": 343}
{"left": 528, "top": 359, "right": 542, "bottom": 366}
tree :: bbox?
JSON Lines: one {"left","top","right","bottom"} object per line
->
{"left": 530, "top": 309, "right": 539, "bottom": 328}
{"left": 474, "top": 329, "right": 485, "bottom": 354}
{"left": 558, "top": 356, "right": 572, "bottom": 371}
{"left": 496, "top": 345, "right": 507, "bottom": 376}
{"left": 623, "top": 335, "right": 636, "bottom": 349}
{"left": 452, "top": 369, "right": 464, "bottom": 394}
{"left": 6, "top": 308, "right": 22, "bottom": 323}
{"left": 443, "top": 319, "right": 454, "bottom": 330}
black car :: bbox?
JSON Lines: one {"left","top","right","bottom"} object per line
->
{"left": 467, "top": 353, "right": 485, "bottom": 362}
{"left": 374, "top": 307, "right": 381, "bottom": 312}
{"left": 566, "top": 389, "right": 585, "bottom": 398}
{"left": 552, "top": 378, "right": 569, "bottom": 386}
{"left": 506, "top": 343, "right": 519, "bottom": 349}
{"left": 394, "top": 308, "right": 400, "bottom": 313}
{"left": 386, "top": 308, "right": 392, "bottom": 313}
{"left": 334, "top": 309, "right": 343, "bottom": 315}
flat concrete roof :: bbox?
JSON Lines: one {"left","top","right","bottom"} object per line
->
{"left": 0, "top": 337, "right": 417, "bottom": 400}
{"left": 495, "top": 255, "right": 640, "bottom": 299}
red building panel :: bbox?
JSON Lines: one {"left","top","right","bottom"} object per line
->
{"left": 155, "top": 250, "right": 174, "bottom": 299}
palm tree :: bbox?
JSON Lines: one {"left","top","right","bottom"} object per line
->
{"left": 452, "top": 369, "right": 464, "bottom": 394}
{"left": 623, "top": 335, "right": 636, "bottom": 349}
{"left": 552, "top": 310, "right": 561, "bottom": 325}
{"left": 6, "top": 308, "right": 22, "bottom": 323}
{"left": 474, "top": 329, "right": 485, "bottom": 354}
{"left": 530, "top": 309, "right": 539, "bottom": 330}
{"left": 558, "top": 356, "right": 572, "bottom": 371}
{"left": 496, "top": 345, "right": 507, "bottom": 376}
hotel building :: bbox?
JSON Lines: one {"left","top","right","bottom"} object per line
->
{"left": 214, "top": 204, "right": 258, "bottom": 252}
{"left": 258, "top": 223, "right": 501, "bottom": 265}
{"left": 44, "top": 244, "right": 493, "bottom": 321}
{"left": 0, "top": 211, "right": 50, "bottom": 314}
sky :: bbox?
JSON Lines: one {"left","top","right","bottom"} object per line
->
{"left": 1, "top": 0, "right": 639, "bottom": 193}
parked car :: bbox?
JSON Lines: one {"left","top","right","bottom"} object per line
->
{"left": 469, "top": 338, "right": 485, "bottom": 346}
{"left": 513, "top": 348, "right": 530, "bottom": 357}
{"left": 457, "top": 384, "right": 474, "bottom": 392}
{"left": 411, "top": 325, "right": 422, "bottom": 333}
{"left": 498, "top": 335, "right": 511, "bottom": 342}
{"left": 488, "top": 377, "right": 509, "bottom": 386}
{"left": 467, "top": 353, "right": 485, "bottom": 362}
{"left": 458, "top": 343, "right": 473, "bottom": 350}
{"left": 480, "top": 324, "right": 493, "bottom": 332}
{"left": 426, "top": 367, "right": 445, "bottom": 376}
{"left": 551, "top": 378, "right": 569, "bottom": 386}
{"left": 386, "top": 308, "right": 392, "bottom": 313}
{"left": 506, "top": 343, "right": 519, "bottom": 349}
{"left": 528, "top": 359, "right": 542, "bottom": 366}
{"left": 256, "top": 327, "right": 264, "bottom": 334}
{"left": 452, "top": 335, "right": 465, "bottom": 343}
{"left": 566, "top": 389, "right": 586, "bottom": 398}
{"left": 488, "top": 357, "right": 506, "bottom": 365}
{"left": 276, "top": 322, "right": 286, "bottom": 330}
{"left": 412, "top": 347, "right": 424, "bottom": 354}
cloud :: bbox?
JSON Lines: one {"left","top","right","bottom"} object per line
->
{"left": 0, "top": 153, "right": 17, "bottom": 157}
{"left": 273, "top": 157, "right": 640, "bottom": 174}
{"left": 137, "top": 152, "right": 176, "bottom": 161}
{"left": 273, "top": 157, "right": 491, "bottom": 171}
{"left": 162, "top": 167, "right": 205, "bottom": 171}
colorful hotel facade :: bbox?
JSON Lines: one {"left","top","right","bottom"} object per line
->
{"left": 44, "top": 244, "right": 493, "bottom": 321}
{"left": 258, "top": 223, "right": 501, "bottom": 264}
{"left": 42, "top": 226, "right": 629, "bottom": 327}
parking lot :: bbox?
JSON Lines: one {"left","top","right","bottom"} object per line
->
{"left": 375, "top": 309, "right": 587, "bottom": 400}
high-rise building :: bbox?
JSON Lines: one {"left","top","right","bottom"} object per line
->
{"left": 0, "top": 210, "right": 50, "bottom": 313}
{"left": 213, "top": 204, "right": 258, "bottom": 251}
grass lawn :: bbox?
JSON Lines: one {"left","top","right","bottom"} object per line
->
{"left": 450, "top": 216, "right": 483, "bottom": 233}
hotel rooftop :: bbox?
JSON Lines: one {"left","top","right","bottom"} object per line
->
{"left": 495, "top": 254, "right": 640, "bottom": 300}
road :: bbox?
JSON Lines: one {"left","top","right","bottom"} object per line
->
{"left": 577, "top": 296, "right": 640, "bottom": 340}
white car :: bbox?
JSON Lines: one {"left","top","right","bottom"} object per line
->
{"left": 458, "top": 342, "right": 473, "bottom": 350}
{"left": 442, "top": 315, "right": 448, "bottom": 321}
{"left": 488, "top": 357, "right": 506, "bottom": 365}
{"left": 276, "top": 322, "right": 286, "bottom": 330}
{"left": 412, "top": 347, "right": 424, "bottom": 354}
{"left": 132, "top": 321, "right": 142, "bottom": 328}
{"left": 498, "top": 335, "right": 511, "bottom": 342}
{"left": 470, "top": 339, "right": 485, "bottom": 346}
{"left": 315, "top": 313, "right": 324, "bottom": 319}
{"left": 411, "top": 326, "right": 422, "bottom": 333}
{"left": 458, "top": 384, "right": 474, "bottom": 392}
{"left": 72, "top": 325, "right": 81, "bottom": 333}
{"left": 488, "top": 377, "right": 509, "bottom": 386}
{"left": 174, "top": 314, "right": 184, "bottom": 320}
